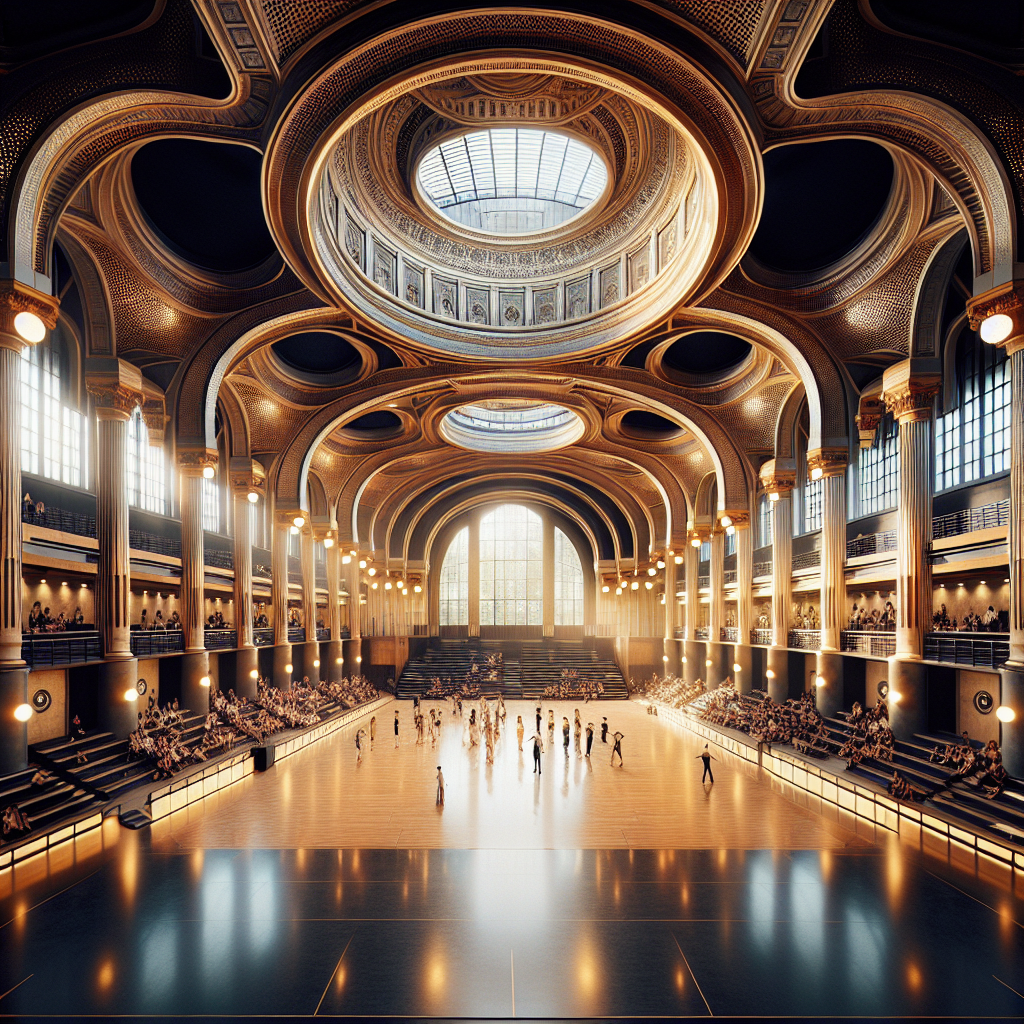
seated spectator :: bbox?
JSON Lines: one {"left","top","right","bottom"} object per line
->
{"left": 22, "top": 493, "right": 33, "bottom": 516}
{"left": 888, "top": 771, "right": 925, "bottom": 803}
{"left": 27, "top": 600, "right": 44, "bottom": 631}
{"left": 140, "top": 609, "right": 149, "bottom": 630}
{"left": 35, "top": 500, "right": 45, "bottom": 517}
{"left": 73, "top": 606, "right": 84, "bottom": 626}
{"left": 154, "top": 610, "right": 165, "bottom": 629}
{"left": 2, "top": 804, "right": 31, "bottom": 835}
{"left": 169, "top": 611, "right": 181, "bottom": 629}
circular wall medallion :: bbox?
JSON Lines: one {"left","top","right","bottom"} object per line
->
{"left": 31, "top": 689, "right": 52, "bottom": 712}
{"left": 877, "top": 681, "right": 889, "bottom": 698}
{"left": 136, "top": 678, "right": 148, "bottom": 696}
{"left": 973, "top": 689, "right": 994, "bottom": 714}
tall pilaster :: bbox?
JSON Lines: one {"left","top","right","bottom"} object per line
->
{"left": 808, "top": 448, "right": 848, "bottom": 653}
{"left": 662, "top": 551, "right": 677, "bottom": 673}
{"left": 229, "top": 466, "right": 260, "bottom": 698}
{"left": 300, "top": 527, "right": 316, "bottom": 641}
{"left": 542, "top": 513, "right": 555, "bottom": 637}
{"left": 345, "top": 552, "right": 363, "bottom": 677}
{"left": 179, "top": 449, "right": 215, "bottom": 713}
{"left": 272, "top": 517, "right": 290, "bottom": 643}
{"left": 683, "top": 528, "right": 703, "bottom": 683}
{"left": 734, "top": 516, "right": 753, "bottom": 640}
{"left": 0, "top": 282, "right": 58, "bottom": 773}
{"left": 324, "top": 531, "right": 343, "bottom": 681}
{"left": 761, "top": 460, "right": 796, "bottom": 702}
{"left": 86, "top": 362, "right": 143, "bottom": 659}
{"left": 709, "top": 527, "right": 725, "bottom": 640}
{"left": 1006, "top": 339, "right": 1024, "bottom": 669}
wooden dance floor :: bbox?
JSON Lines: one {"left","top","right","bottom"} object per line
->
{"left": 1, "top": 697, "right": 1023, "bottom": 1021}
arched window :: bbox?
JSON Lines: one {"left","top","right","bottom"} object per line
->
{"left": 554, "top": 528, "right": 584, "bottom": 625}
{"left": 756, "top": 494, "right": 772, "bottom": 548}
{"left": 20, "top": 340, "right": 86, "bottom": 487}
{"left": 126, "top": 407, "right": 166, "bottom": 514}
{"left": 803, "top": 475, "right": 822, "bottom": 533}
{"left": 438, "top": 526, "right": 469, "bottom": 625}
{"left": 479, "top": 504, "right": 542, "bottom": 626}
{"left": 936, "top": 334, "right": 1011, "bottom": 490}
{"left": 858, "top": 411, "right": 899, "bottom": 515}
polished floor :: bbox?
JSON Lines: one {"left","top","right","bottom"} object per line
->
{"left": 0, "top": 699, "right": 1022, "bottom": 1021}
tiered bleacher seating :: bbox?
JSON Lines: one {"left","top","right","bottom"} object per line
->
{"left": 397, "top": 638, "right": 627, "bottom": 700}
{"left": 0, "top": 764, "right": 102, "bottom": 847}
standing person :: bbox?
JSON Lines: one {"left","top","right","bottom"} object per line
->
{"left": 394, "top": 709, "right": 400, "bottom": 747}
{"left": 548, "top": 709, "right": 555, "bottom": 734}
{"left": 574, "top": 710, "right": 582, "bottom": 757}
{"left": 535, "top": 706, "right": 542, "bottom": 732}
{"left": 355, "top": 728, "right": 366, "bottom": 762}
{"left": 531, "top": 727, "right": 545, "bottom": 774}
{"left": 610, "top": 730, "right": 624, "bottom": 767}
{"left": 601, "top": 717, "right": 609, "bottom": 743}
{"left": 585, "top": 721, "right": 594, "bottom": 758}
{"left": 436, "top": 765, "right": 445, "bottom": 806}
{"left": 369, "top": 715, "right": 376, "bottom": 750}
{"left": 697, "top": 744, "right": 717, "bottom": 783}
{"left": 562, "top": 716, "right": 570, "bottom": 756}
{"left": 516, "top": 714, "right": 525, "bottom": 751}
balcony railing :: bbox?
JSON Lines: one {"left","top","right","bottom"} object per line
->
{"left": 316, "top": 627, "right": 331, "bottom": 642}
{"left": 22, "top": 630, "right": 102, "bottom": 667}
{"left": 695, "top": 626, "right": 711, "bottom": 640}
{"left": 841, "top": 630, "right": 896, "bottom": 657}
{"left": 750, "top": 628, "right": 772, "bottom": 645}
{"left": 130, "top": 630, "right": 185, "bottom": 657}
{"left": 724, "top": 570, "right": 737, "bottom": 585}
{"left": 130, "top": 529, "right": 180, "bottom": 559}
{"left": 792, "top": 550, "right": 821, "bottom": 570}
{"left": 206, "top": 549, "right": 234, "bottom": 570}
{"left": 788, "top": 629, "right": 821, "bottom": 650}
{"left": 846, "top": 531, "right": 897, "bottom": 560}
{"left": 204, "top": 628, "right": 237, "bottom": 651}
{"left": 287, "top": 626, "right": 306, "bottom": 643}
{"left": 253, "top": 627, "right": 275, "bottom": 646}
{"left": 720, "top": 627, "right": 739, "bottom": 642}
{"left": 753, "top": 560, "right": 772, "bottom": 578}
{"left": 924, "top": 632, "right": 1009, "bottom": 668}
{"left": 698, "top": 575, "right": 709, "bottom": 588}
{"left": 932, "top": 499, "right": 1010, "bottom": 540}
{"left": 22, "top": 505, "right": 96, "bottom": 538}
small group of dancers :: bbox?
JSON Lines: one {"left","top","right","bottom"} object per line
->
{"left": 523, "top": 707, "right": 623, "bottom": 773}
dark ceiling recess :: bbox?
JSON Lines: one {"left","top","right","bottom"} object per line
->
{"left": 131, "top": 139, "right": 276, "bottom": 272}
{"left": 0, "top": 0, "right": 155, "bottom": 51}
{"left": 272, "top": 333, "right": 360, "bottom": 375}
{"left": 871, "top": 0, "right": 1023, "bottom": 57}
{"left": 622, "top": 410, "right": 679, "bottom": 435}
{"left": 347, "top": 411, "right": 402, "bottom": 432}
{"left": 663, "top": 332, "right": 752, "bottom": 376}
{"left": 749, "top": 140, "right": 894, "bottom": 273}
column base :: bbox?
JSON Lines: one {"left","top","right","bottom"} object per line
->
{"left": 767, "top": 646, "right": 790, "bottom": 704}
{"left": 344, "top": 637, "right": 363, "bottom": 679}
{"left": 683, "top": 641, "right": 703, "bottom": 685}
{"left": 732, "top": 645, "right": 753, "bottom": 696}
{"left": 234, "top": 647, "right": 259, "bottom": 701}
{"left": 0, "top": 665, "right": 29, "bottom": 775}
{"left": 887, "top": 657, "right": 928, "bottom": 740}
{"left": 272, "top": 644, "right": 294, "bottom": 690}
{"left": 815, "top": 651, "right": 845, "bottom": 720}
{"left": 98, "top": 658, "right": 141, "bottom": 740}
{"left": 998, "top": 662, "right": 1024, "bottom": 779}
{"left": 662, "top": 637, "right": 680, "bottom": 678}
{"left": 180, "top": 651, "right": 211, "bottom": 716}
{"left": 325, "top": 640, "right": 344, "bottom": 683}
{"left": 296, "top": 640, "right": 321, "bottom": 683}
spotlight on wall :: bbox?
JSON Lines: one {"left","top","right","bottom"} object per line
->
{"left": 691, "top": 537, "right": 701, "bottom": 547}
{"left": 814, "top": 675, "right": 826, "bottom": 688}
{"left": 336, "top": 657, "right": 343, "bottom": 665}
{"left": 765, "top": 669, "right": 775, "bottom": 679}
{"left": 247, "top": 490, "right": 259, "bottom": 504}
{"left": 980, "top": 312, "right": 1013, "bottom": 345}
{"left": 768, "top": 491, "right": 780, "bottom": 502}
{"left": 249, "top": 669, "right": 259, "bottom": 679}
{"left": 720, "top": 516, "right": 732, "bottom": 528}
{"left": 13, "top": 703, "right": 33, "bottom": 722}
{"left": 342, "top": 554, "right": 351, "bottom": 564}
{"left": 602, "top": 585, "right": 610, "bottom": 593}
{"left": 14, "top": 310, "right": 46, "bottom": 343}
{"left": 356, "top": 656, "right": 362, "bottom": 663}
{"left": 705, "top": 659, "right": 713, "bottom": 667}
{"left": 313, "top": 659, "right": 320, "bottom": 668}
{"left": 284, "top": 664, "right": 293, "bottom": 673}
{"left": 199, "top": 676, "right": 211, "bottom": 687}
{"left": 888, "top": 689, "right": 902, "bottom": 704}
{"left": 674, "top": 555, "right": 683, "bottom": 565}
{"left": 733, "top": 663, "right": 742, "bottom": 673}
{"left": 414, "top": 585, "right": 422, "bottom": 593}
{"left": 630, "top": 581, "right": 639, "bottom": 591}
{"left": 644, "top": 581, "right": 653, "bottom": 590}
{"left": 324, "top": 537, "right": 334, "bottom": 548}
{"left": 663, "top": 655, "right": 669, "bottom": 662}
{"left": 124, "top": 687, "right": 139, "bottom": 702}
{"left": 995, "top": 705, "right": 1016, "bottom": 723}
{"left": 202, "top": 465, "right": 215, "bottom": 480}
{"left": 292, "top": 515, "right": 305, "bottom": 528}
{"left": 681, "top": 657, "right": 687, "bottom": 664}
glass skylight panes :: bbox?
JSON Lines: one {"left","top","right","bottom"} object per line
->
{"left": 418, "top": 128, "right": 607, "bottom": 234}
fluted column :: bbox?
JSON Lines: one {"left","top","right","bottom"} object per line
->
{"left": 808, "top": 449, "right": 848, "bottom": 653}
{"left": 761, "top": 459, "right": 796, "bottom": 703}
{"left": 735, "top": 520, "right": 753, "bottom": 640}
{"left": 301, "top": 527, "right": 316, "bottom": 641}
{"left": 231, "top": 489, "right": 254, "bottom": 650}
{"left": 327, "top": 540, "right": 342, "bottom": 640}
{"left": 662, "top": 551, "right": 677, "bottom": 673}
{"left": 1007, "top": 340, "right": 1024, "bottom": 669}
{"left": 709, "top": 528, "right": 725, "bottom": 642}
{"left": 179, "top": 469, "right": 207, "bottom": 653}
{"left": 272, "top": 518, "right": 290, "bottom": 641}
{"left": 683, "top": 533, "right": 701, "bottom": 683}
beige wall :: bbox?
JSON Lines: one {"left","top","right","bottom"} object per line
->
{"left": 25, "top": 668, "right": 67, "bottom": 743}
{"left": 23, "top": 580, "right": 94, "bottom": 628}
{"left": 137, "top": 658, "right": 161, "bottom": 706}
{"left": 957, "top": 669, "right": 1001, "bottom": 744}
{"left": 864, "top": 660, "right": 890, "bottom": 708}
{"left": 934, "top": 581, "right": 1009, "bottom": 626}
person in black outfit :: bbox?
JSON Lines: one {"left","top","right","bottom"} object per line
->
{"left": 697, "top": 744, "right": 717, "bottom": 783}
{"left": 601, "top": 717, "right": 608, "bottom": 743}
{"left": 610, "top": 731, "right": 624, "bottom": 767}
{"left": 531, "top": 729, "right": 544, "bottom": 774}
{"left": 585, "top": 722, "right": 594, "bottom": 758}
{"left": 394, "top": 709, "right": 400, "bottom": 747}
{"left": 562, "top": 717, "right": 570, "bottom": 755}
{"left": 536, "top": 706, "right": 542, "bottom": 732}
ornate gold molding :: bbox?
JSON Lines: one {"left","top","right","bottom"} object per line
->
{"left": 178, "top": 447, "right": 219, "bottom": 477}
{"left": 881, "top": 359, "right": 942, "bottom": 424}
{"left": 718, "top": 510, "right": 749, "bottom": 530}
{"left": 966, "top": 281, "right": 1024, "bottom": 330}
{"left": 142, "top": 397, "right": 167, "bottom": 444}
{"left": 759, "top": 458, "right": 796, "bottom": 497}
{"left": 806, "top": 447, "right": 848, "bottom": 479}
{"left": 0, "top": 280, "right": 60, "bottom": 351}
{"left": 229, "top": 456, "right": 267, "bottom": 496}
{"left": 855, "top": 393, "right": 883, "bottom": 448}
{"left": 85, "top": 358, "right": 144, "bottom": 421}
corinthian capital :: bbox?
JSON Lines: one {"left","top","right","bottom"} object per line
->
{"left": 806, "top": 447, "right": 848, "bottom": 480}
{"left": 881, "top": 358, "right": 941, "bottom": 424}
{"left": 759, "top": 458, "right": 796, "bottom": 498}
{"left": 85, "top": 358, "right": 144, "bottom": 421}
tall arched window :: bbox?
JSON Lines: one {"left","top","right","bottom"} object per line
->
{"left": 126, "top": 407, "right": 166, "bottom": 514}
{"left": 438, "top": 526, "right": 469, "bottom": 625}
{"left": 479, "top": 504, "right": 542, "bottom": 626}
{"left": 554, "top": 528, "right": 584, "bottom": 625}
{"left": 858, "top": 411, "right": 899, "bottom": 515}
{"left": 20, "top": 340, "right": 86, "bottom": 487}
{"left": 936, "top": 334, "right": 1012, "bottom": 490}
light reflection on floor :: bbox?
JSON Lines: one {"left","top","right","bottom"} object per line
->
{"left": 0, "top": 699, "right": 1021, "bottom": 1020}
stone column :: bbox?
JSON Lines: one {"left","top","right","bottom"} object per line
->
{"left": 542, "top": 514, "right": 555, "bottom": 638}
{"left": 344, "top": 552, "right": 363, "bottom": 678}
{"left": 0, "top": 284, "right": 58, "bottom": 772}
{"left": 179, "top": 450, "right": 215, "bottom": 714}
{"left": 297, "top": 524, "right": 320, "bottom": 680}
{"left": 662, "top": 551, "right": 677, "bottom": 674}
{"left": 808, "top": 448, "right": 849, "bottom": 718}
{"left": 709, "top": 528, "right": 725, "bottom": 641}
{"left": 882, "top": 361, "right": 942, "bottom": 738}
{"left": 468, "top": 513, "right": 481, "bottom": 638}
{"left": 86, "top": 364, "right": 144, "bottom": 738}
{"left": 761, "top": 460, "right": 796, "bottom": 703}
{"left": 325, "top": 533, "right": 343, "bottom": 682}
{"left": 271, "top": 515, "right": 293, "bottom": 688}
{"left": 683, "top": 530, "right": 702, "bottom": 684}
{"left": 726, "top": 512, "right": 753, "bottom": 694}
{"left": 229, "top": 463, "right": 261, "bottom": 699}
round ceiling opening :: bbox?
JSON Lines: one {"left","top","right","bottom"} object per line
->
{"left": 417, "top": 128, "right": 608, "bottom": 236}
{"left": 440, "top": 400, "right": 585, "bottom": 452}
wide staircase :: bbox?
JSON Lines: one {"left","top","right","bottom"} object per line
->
{"left": 397, "top": 638, "right": 627, "bottom": 700}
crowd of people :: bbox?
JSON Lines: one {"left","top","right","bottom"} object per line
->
{"left": 136, "top": 608, "right": 182, "bottom": 631}
{"left": 638, "top": 673, "right": 706, "bottom": 709}
{"left": 848, "top": 600, "right": 897, "bottom": 631}
{"left": 541, "top": 668, "right": 604, "bottom": 701}
{"left": 932, "top": 603, "right": 1006, "bottom": 633}
{"left": 929, "top": 733, "right": 1008, "bottom": 798}
{"left": 25, "top": 601, "right": 85, "bottom": 633}
{"left": 836, "top": 699, "right": 895, "bottom": 768}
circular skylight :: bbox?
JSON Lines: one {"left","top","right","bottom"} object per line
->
{"left": 440, "top": 401, "right": 585, "bottom": 452}
{"left": 417, "top": 128, "right": 608, "bottom": 235}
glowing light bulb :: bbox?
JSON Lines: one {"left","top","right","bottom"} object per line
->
{"left": 199, "top": 676, "right": 211, "bottom": 687}
{"left": 657, "top": 560, "right": 665, "bottom": 569}
{"left": 293, "top": 515, "right": 305, "bottom": 528}
{"left": 284, "top": 664, "right": 293, "bottom": 673}
{"left": 720, "top": 516, "right": 732, "bottom": 528}
{"left": 313, "top": 659, "right": 320, "bottom": 668}
{"left": 414, "top": 585, "right": 422, "bottom": 593}
{"left": 324, "top": 537, "right": 334, "bottom": 548}
{"left": 367, "top": 567, "right": 377, "bottom": 576}
{"left": 13, "top": 703, "right": 33, "bottom": 722}
{"left": 644, "top": 581, "right": 653, "bottom": 590}
{"left": 980, "top": 312, "right": 1013, "bottom": 344}
{"left": 602, "top": 585, "right": 610, "bottom": 593}
{"left": 705, "top": 659, "right": 713, "bottom": 667}
{"left": 342, "top": 555, "right": 351, "bottom": 564}
{"left": 733, "top": 663, "right": 742, "bottom": 672}
{"left": 810, "top": 467, "right": 823, "bottom": 481}
{"left": 359, "top": 560, "right": 366, "bottom": 569}
{"left": 202, "top": 465, "right": 215, "bottom": 479}
{"left": 765, "top": 669, "right": 775, "bottom": 679}
{"left": 249, "top": 669, "right": 259, "bottom": 679}
{"left": 674, "top": 555, "right": 683, "bottom": 565}
{"left": 247, "top": 491, "right": 259, "bottom": 504}
{"left": 125, "top": 687, "right": 139, "bottom": 702}
{"left": 384, "top": 581, "right": 392, "bottom": 590}
{"left": 14, "top": 310, "right": 46, "bottom": 343}
{"left": 691, "top": 537, "right": 700, "bottom": 548}
{"left": 631, "top": 581, "right": 639, "bottom": 591}
{"left": 995, "top": 705, "right": 1015, "bottom": 723}
{"left": 888, "top": 689, "right": 902, "bottom": 704}
{"left": 768, "top": 491, "right": 780, "bottom": 502}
